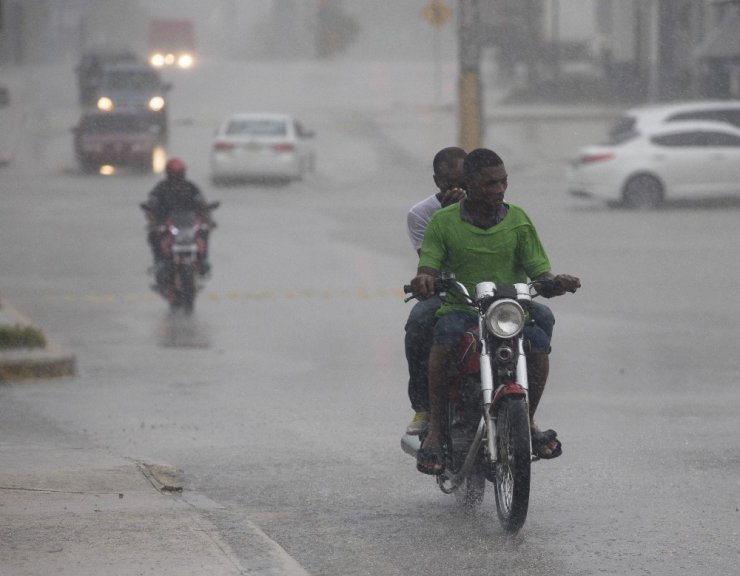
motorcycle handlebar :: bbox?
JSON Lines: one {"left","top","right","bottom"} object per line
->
{"left": 403, "top": 276, "right": 462, "bottom": 302}
{"left": 404, "top": 277, "right": 568, "bottom": 302}
{"left": 530, "top": 278, "right": 564, "bottom": 298}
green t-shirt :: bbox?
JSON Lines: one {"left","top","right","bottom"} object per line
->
{"left": 418, "top": 202, "right": 551, "bottom": 315}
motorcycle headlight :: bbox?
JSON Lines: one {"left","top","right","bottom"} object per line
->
{"left": 484, "top": 299, "right": 525, "bottom": 338}
{"left": 149, "top": 96, "right": 165, "bottom": 112}
{"left": 97, "top": 96, "right": 113, "bottom": 112}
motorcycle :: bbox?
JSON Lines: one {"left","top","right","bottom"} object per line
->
{"left": 140, "top": 201, "right": 219, "bottom": 314}
{"left": 402, "top": 274, "right": 567, "bottom": 533}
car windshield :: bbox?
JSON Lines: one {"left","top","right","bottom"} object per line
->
{"left": 226, "top": 119, "right": 287, "bottom": 137}
{"left": 80, "top": 115, "right": 154, "bottom": 133}
{"left": 102, "top": 71, "right": 160, "bottom": 91}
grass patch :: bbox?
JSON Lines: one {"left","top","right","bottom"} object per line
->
{"left": 0, "top": 324, "right": 47, "bottom": 350}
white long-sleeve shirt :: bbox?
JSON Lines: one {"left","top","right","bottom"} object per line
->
{"left": 406, "top": 194, "right": 441, "bottom": 253}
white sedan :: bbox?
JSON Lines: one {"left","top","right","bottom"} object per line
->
{"left": 209, "top": 113, "right": 315, "bottom": 185}
{"left": 567, "top": 121, "right": 740, "bottom": 208}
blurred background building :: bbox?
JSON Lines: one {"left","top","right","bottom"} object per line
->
{"left": 479, "top": 0, "right": 740, "bottom": 102}
{"left": 1, "top": 0, "right": 739, "bottom": 102}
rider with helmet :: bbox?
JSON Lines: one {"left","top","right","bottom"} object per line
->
{"left": 144, "top": 158, "right": 213, "bottom": 277}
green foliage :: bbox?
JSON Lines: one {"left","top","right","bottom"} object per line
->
{"left": 0, "top": 324, "right": 47, "bottom": 350}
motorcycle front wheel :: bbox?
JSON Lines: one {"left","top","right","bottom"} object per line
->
{"left": 172, "top": 265, "right": 196, "bottom": 314}
{"left": 180, "top": 266, "right": 196, "bottom": 314}
{"left": 493, "top": 396, "right": 531, "bottom": 533}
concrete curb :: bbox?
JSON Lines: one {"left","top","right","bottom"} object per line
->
{"left": 137, "top": 460, "right": 186, "bottom": 493}
{"left": 0, "top": 298, "right": 76, "bottom": 383}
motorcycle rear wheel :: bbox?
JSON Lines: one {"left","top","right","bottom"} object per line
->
{"left": 447, "top": 402, "right": 486, "bottom": 510}
{"left": 493, "top": 396, "right": 531, "bottom": 533}
{"left": 453, "top": 465, "right": 485, "bottom": 510}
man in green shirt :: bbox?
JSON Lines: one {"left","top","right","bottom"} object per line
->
{"left": 410, "top": 148, "right": 580, "bottom": 475}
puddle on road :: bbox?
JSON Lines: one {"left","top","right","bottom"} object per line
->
{"left": 156, "top": 312, "right": 211, "bottom": 349}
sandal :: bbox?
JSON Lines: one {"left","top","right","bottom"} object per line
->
{"left": 531, "top": 428, "right": 562, "bottom": 460}
{"left": 416, "top": 443, "right": 445, "bottom": 476}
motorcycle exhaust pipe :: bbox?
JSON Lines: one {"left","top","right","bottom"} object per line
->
{"left": 495, "top": 346, "right": 514, "bottom": 363}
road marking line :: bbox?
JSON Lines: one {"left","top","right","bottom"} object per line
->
{"left": 44, "top": 288, "right": 406, "bottom": 305}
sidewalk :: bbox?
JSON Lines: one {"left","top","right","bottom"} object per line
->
{"left": 0, "top": 297, "right": 310, "bottom": 575}
{"left": 0, "top": 444, "right": 310, "bottom": 576}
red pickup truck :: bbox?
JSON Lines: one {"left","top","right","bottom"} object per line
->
{"left": 148, "top": 19, "right": 196, "bottom": 69}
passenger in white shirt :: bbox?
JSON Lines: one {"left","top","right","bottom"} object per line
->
{"left": 404, "top": 147, "right": 467, "bottom": 435}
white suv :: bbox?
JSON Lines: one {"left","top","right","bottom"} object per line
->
{"left": 608, "top": 100, "right": 740, "bottom": 142}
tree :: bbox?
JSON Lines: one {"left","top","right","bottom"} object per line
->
{"left": 316, "top": 0, "right": 360, "bottom": 58}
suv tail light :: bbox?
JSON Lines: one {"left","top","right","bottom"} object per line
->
{"left": 213, "top": 141, "right": 235, "bottom": 151}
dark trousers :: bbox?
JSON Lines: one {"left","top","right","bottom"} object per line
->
{"left": 405, "top": 296, "right": 556, "bottom": 413}
{"left": 404, "top": 295, "right": 441, "bottom": 413}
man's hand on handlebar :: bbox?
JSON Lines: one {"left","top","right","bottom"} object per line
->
{"left": 554, "top": 274, "right": 581, "bottom": 294}
{"left": 410, "top": 271, "right": 437, "bottom": 299}
{"left": 533, "top": 273, "right": 581, "bottom": 298}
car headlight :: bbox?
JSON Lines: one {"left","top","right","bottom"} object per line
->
{"left": 97, "top": 96, "right": 113, "bottom": 112}
{"left": 177, "top": 54, "right": 193, "bottom": 68}
{"left": 150, "top": 53, "right": 165, "bottom": 67}
{"left": 149, "top": 96, "right": 165, "bottom": 112}
{"left": 484, "top": 299, "right": 525, "bottom": 338}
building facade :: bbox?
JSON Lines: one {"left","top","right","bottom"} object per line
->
{"left": 596, "top": 0, "right": 740, "bottom": 101}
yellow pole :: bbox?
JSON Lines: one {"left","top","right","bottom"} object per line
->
{"left": 458, "top": 0, "right": 483, "bottom": 150}
{"left": 459, "top": 71, "right": 482, "bottom": 151}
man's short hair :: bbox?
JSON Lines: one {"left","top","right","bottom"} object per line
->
{"left": 463, "top": 148, "right": 504, "bottom": 176}
{"left": 433, "top": 146, "right": 466, "bottom": 175}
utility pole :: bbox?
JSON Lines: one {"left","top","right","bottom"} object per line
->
{"left": 421, "top": 0, "right": 452, "bottom": 106}
{"left": 458, "top": 0, "right": 483, "bottom": 151}
{"left": 647, "top": 0, "right": 661, "bottom": 102}
{"left": 551, "top": 0, "right": 560, "bottom": 98}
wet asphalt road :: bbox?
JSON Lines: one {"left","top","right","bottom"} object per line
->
{"left": 1, "top": 60, "right": 739, "bottom": 575}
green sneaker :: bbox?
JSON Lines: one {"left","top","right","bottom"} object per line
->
{"left": 405, "top": 411, "right": 430, "bottom": 436}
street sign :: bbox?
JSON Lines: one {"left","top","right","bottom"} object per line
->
{"left": 422, "top": 0, "right": 452, "bottom": 29}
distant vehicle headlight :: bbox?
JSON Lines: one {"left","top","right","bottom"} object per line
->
{"left": 149, "top": 96, "right": 165, "bottom": 112}
{"left": 97, "top": 97, "right": 113, "bottom": 112}
{"left": 177, "top": 54, "right": 194, "bottom": 69}
{"left": 150, "top": 53, "right": 165, "bottom": 67}
{"left": 484, "top": 299, "right": 525, "bottom": 339}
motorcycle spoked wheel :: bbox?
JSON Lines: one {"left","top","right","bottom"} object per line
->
{"left": 493, "top": 395, "right": 531, "bottom": 533}
{"left": 446, "top": 403, "right": 486, "bottom": 510}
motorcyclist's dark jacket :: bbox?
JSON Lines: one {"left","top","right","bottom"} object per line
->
{"left": 147, "top": 177, "right": 209, "bottom": 223}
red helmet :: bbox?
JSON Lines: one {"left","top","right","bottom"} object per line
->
{"left": 165, "top": 158, "right": 186, "bottom": 178}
